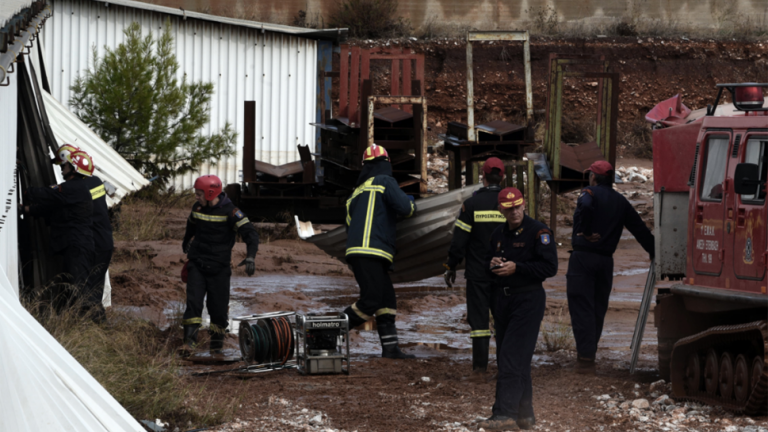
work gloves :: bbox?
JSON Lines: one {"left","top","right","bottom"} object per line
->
{"left": 182, "top": 238, "right": 190, "bottom": 254}
{"left": 443, "top": 264, "right": 456, "bottom": 288}
{"left": 238, "top": 257, "right": 256, "bottom": 276}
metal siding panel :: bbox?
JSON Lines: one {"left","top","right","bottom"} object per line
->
{"left": 44, "top": 0, "right": 318, "bottom": 188}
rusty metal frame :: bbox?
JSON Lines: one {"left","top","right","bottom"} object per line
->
{"left": 466, "top": 31, "right": 532, "bottom": 142}
{"left": 367, "top": 95, "right": 428, "bottom": 195}
{"left": 336, "top": 45, "right": 425, "bottom": 126}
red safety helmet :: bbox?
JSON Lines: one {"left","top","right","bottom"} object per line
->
{"left": 66, "top": 150, "right": 94, "bottom": 177}
{"left": 54, "top": 143, "right": 80, "bottom": 165}
{"left": 194, "top": 175, "right": 223, "bottom": 201}
{"left": 362, "top": 143, "right": 389, "bottom": 162}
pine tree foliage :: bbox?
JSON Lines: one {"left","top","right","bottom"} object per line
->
{"left": 70, "top": 20, "right": 236, "bottom": 182}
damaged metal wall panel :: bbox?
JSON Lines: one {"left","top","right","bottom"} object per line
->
{"left": 41, "top": 0, "right": 319, "bottom": 188}
{"left": 305, "top": 185, "right": 481, "bottom": 283}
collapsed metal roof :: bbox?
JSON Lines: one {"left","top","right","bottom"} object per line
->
{"left": 303, "top": 185, "right": 482, "bottom": 283}
{"left": 42, "top": 90, "right": 150, "bottom": 207}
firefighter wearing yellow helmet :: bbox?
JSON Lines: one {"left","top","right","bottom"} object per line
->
{"left": 341, "top": 144, "right": 417, "bottom": 359}
{"left": 23, "top": 147, "right": 95, "bottom": 314}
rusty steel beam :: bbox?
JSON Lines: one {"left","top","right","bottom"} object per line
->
{"left": 243, "top": 101, "right": 256, "bottom": 182}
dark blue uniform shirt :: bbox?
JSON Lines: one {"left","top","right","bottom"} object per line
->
{"left": 486, "top": 215, "right": 559, "bottom": 293}
{"left": 571, "top": 184, "right": 655, "bottom": 257}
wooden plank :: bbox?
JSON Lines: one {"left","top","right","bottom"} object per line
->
{"left": 339, "top": 44, "right": 349, "bottom": 118}
{"left": 349, "top": 46, "right": 361, "bottom": 125}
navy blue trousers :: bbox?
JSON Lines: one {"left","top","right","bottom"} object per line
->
{"left": 492, "top": 287, "right": 546, "bottom": 419}
{"left": 566, "top": 250, "right": 614, "bottom": 359}
{"left": 467, "top": 279, "right": 494, "bottom": 338}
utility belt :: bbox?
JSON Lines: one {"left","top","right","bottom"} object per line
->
{"left": 572, "top": 245, "right": 614, "bottom": 258}
{"left": 495, "top": 283, "right": 542, "bottom": 296}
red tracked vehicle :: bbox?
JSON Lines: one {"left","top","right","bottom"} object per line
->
{"left": 650, "top": 84, "right": 767, "bottom": 414}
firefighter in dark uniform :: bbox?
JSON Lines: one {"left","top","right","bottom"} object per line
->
{"left": 23, "top": 149, "right": 95, "bottom": 310}
{"left": 181, "top": 175, "right": 260, "bottom": 354}
{"left": 342, "top": 144, "right": 416, "bottom": 359}
{"left": 443, "top": 157, "right": 506, "bottom": 379}
{"left": 478, "top": 187, "right": 558, "bottom": 432}
{"left": 567, "top": 161, "right": 654, "bottom": 374}
{"left": 52, "top": 145, "right": 113, "bottom": 322}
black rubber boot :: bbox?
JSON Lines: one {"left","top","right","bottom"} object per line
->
{"left": 377, "top": 322, "right": 415, "bottom": 359}
{"left": 472, "top": 337, "right": 490, "bottom": 371}
{"left": 180, "top": 325, "right": 199, "bottom": 357}
{"left": 209, "top": 329, "right": 225, "bottom": 354}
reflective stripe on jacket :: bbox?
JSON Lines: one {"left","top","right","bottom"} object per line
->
{"left": 345, "top": 175, "right": 415, "bottom": 262}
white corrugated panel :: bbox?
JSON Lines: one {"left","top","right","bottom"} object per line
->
{"left": 41, "top": 0, "right": 318, "bottom": 189}
{"left": 43, "top": 90, "right": 150, "bottom": 207}
{"left": 0, "top": 0, "right": 31, "bottom": 24}
{"left": 0, "top": 62, "right": 144, "bottom": 432}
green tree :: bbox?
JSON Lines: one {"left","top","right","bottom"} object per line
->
{"left": 70, "top": 20, "right": 236, "bottom": 182}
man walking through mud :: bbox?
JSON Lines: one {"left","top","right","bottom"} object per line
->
{"left": 479, "top": 187, "right": 557, "bottom": 431}
{"left": 567, "top": 160, "right": 655, "bottom": 374}
{"left": 443, "top": 157, "right": 506, "bottom": 380}
{"left": 341, "top": 144, "right": 417, "bottom": 359}
{"left": 181, "top": 174, "right": 260, "bottom": 355}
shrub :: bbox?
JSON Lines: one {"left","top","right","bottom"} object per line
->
{"left": 621, "top": 118, "right": 654, "bottom": 159}
{"left": 539, "top": 304, "right": 575, "bottom": 352}
{"left": 328, "top": 0, "right": 411, "bottom": 39}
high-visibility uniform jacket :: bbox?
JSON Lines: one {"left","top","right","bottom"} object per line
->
{"left": 345, "top": 175, "right": 415, "bottom": 262}
{"left": 28, "top": 176, "right": 93, "bottom": 254}
{"left": 183, "top": 193, "right": 259, "bottom": 270}
{"left": 82, "top": 175, "right": 114, "bottom": 252}
{"left": 446, "top": 184, "right": 504, "bottom": 280}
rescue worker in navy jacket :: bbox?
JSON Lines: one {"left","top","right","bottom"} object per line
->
{"left": 443, "top": 157, "right": 506, "bottom": 379}
{"left": 342, "top": 144, "right": 416, "bottom": 359}
{"left": 567, "top": 160, "right": 654, "bottom": 374}
{"left": 181, "top": 175, "right": 260, "bottom": 354}
{"left": 478, "top": 187, "right": 558, "bottom": 432}
{"left": 52, "top": 145, "right": 113, "bottom": 322}
{"left": 23, "top": 149, "right": 94, "bottom": 311}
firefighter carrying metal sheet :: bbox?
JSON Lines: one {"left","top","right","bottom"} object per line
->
{"left": 443, "top": 157, "right": 506, "bottom": 380}
{"left": 181, "top": 175, "right": 260, "bottom": 355}
{"left": 567, "top": 161, "right": 654, "bottom": 374}
{"left": 51, "top": 144, "right": 113, "bottom": 323}
{"left": 477, "top": 187, "right": 558, "bottom": 432}
{"left": 23, "top": 149, "right": 95, "bottom": 312}
{"left": 342, "top": 144, "right": 417, "bottom": 359}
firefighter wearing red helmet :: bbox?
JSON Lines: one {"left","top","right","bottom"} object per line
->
{"left": 23, "top": 148, "right": 95, "bottom": 312}
{"left": 181, "top": 174, "right": 260, "bottom": 354}
{"left": 341, "top": 144, "right": 417, "bottom": 359}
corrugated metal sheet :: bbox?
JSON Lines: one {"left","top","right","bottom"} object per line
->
{"left": 304, "top": 185, "right": 482, "bottom": 283}
{"left": 0, "top": 0, "right": 32, "bottom": 24}
{"left": 43, "top": 90, "right": 150, "bottom": 206}
{"left": 41, "top": 0, "right": 319, "bottom": 188}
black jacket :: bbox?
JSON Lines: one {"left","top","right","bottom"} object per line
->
{"left": 82, "top": 175, "right": 114, "bottom": 252}
{"left": 345, "top": 160, "right": 415, "bottom": 262}
{"left": 486, "top": 215, "right": 558, "bottom": 293}
{"left": 28, "top": 176, "right": 93, "bottom": 254}
{"left": 446, "top": 185, "right": 504, "bottom": 280}
{"left": 571, "top": 184, "right": 655, "bottom": 258}
{"left": 183, "top": 193, "right": 259, "bottom": 269}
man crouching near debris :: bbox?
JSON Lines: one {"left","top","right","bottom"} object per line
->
{"left": 181, "top": 175, "right": 260, "bottom": 355}
{"left": 478, "top": 188, "right": 558, "bottom": 431}
{"left": 341, "top": 144, "right": 416, "bottom": 359}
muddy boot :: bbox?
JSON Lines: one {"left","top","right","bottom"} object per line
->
{"left": 477, "top": 416, "right": 520, "bottom": 431}
{"left": 179, "top": 325, "right": 199, "bottom": 357}
{"left": 468, "top": 337, "right": 490, "bottom": 381}
{"left": 209, "top": 328, "right": 225, "bottom": 355}
{"left": 377, "top": 322, "right": 415, "bottom": 359}
{"left": 517, "top": 417, "right": 536, "bottom": 430}
{"left": 575, "top": 356, "right": 596, "bottom": 375}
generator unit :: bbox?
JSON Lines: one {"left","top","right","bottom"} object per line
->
{"left": 295, "top": 313, "right": 350, "bottom": 375}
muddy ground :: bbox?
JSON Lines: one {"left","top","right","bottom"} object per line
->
{"left": 110, "top": 157, "right": 767, "bottom": 432}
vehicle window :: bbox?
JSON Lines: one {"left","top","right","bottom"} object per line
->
{"left": 699, "top": 136, "right": 730, "bottom": 202}
{"left": 742, "top": 138, "right": 767, "bottom": 203}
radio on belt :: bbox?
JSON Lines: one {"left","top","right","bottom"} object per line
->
{"left": 295, "top": 313, "right": 350, "bottom": 375}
